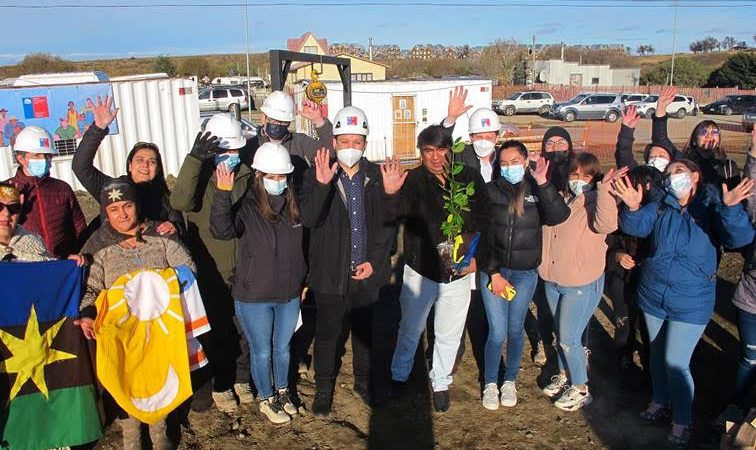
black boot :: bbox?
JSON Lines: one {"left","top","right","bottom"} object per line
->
{"left": 312, "top": 391, "right": 333, "bottom": 418}
{"left": 432, "top": 390, "right": 450, "bottom": 413}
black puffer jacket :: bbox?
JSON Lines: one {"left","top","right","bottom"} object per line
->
{"left": 209, "top": 187, "right": 306, "bottom": 303}
{"left": 300, "top": 160, "right": 394, "bottom": 299}
{"left": 483, "top": 176, "right": 570, "bottom": 273}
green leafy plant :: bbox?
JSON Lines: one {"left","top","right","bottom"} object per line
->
{"left": 440, "top": 137, "right": 476, "bottom": 242}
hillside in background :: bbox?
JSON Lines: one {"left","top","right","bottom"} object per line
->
{"left": 0, "top": 50, "right": 746, "bottom": 85}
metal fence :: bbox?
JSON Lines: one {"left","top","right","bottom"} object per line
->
{"left": 492, "top": 84, "right": 756, "bottom": 106}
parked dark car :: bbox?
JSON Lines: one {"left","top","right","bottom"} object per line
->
{"left": 702, "top": 94, "right": 756, "bottom": 115}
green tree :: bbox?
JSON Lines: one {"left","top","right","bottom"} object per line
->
{"left": 707, "top": 53, "right": 756, "bottom": 89}
{"left": 640, "top": 57, "right": 710, "bottom": 87}
{"left": 18, "top": 53, "right": 75, "bottom": 74}
{"left": 152, "top": 55, "right": 177, "bottom": 77}
{"left": 179, "top": 56, "right": 212, "bottom": 77}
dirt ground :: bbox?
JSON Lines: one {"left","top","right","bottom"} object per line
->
{"left": 81, "top": 112, "right": 752, "bottom": 450}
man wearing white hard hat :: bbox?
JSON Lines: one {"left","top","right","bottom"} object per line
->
{"left": 171, "top": 113, "right": 255, "bottom": 413}
{"left": 210, "top": 142, "right": 305, "bottom": 425}
{"left": 300, "top": 106, "right": 395, "bottom": 417}
{"left": 8, "top": 125, "right": 87, "bottom": 258}
{"left": 255, "top": 90, "right": 334, "bottom": 190}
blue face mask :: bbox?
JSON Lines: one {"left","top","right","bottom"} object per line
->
{"left": 500, "top": 164, "right": 525, "bottom": 184}
{"left": 27, "top": 158, "right": 51, "bottom": 178}
{"left": 568, "top": 179, "right": 592, "bottom": 196}
{"left": 265, "top": 123, "right": 289, "bottom": 141}
{"left": 263, "top": 177, "right": 287, "bottom": 196}
{"left": 213, "top": 153, "right": 241, "bottom": 171}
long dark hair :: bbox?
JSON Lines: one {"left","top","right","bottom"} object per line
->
{"left": 252, "top": 172, "right": 300, "bottom": 224}
{"left": 126, "top": 142, "right": 170, "bottom": 195}
{"left": 685, "top": 120, "right": 726, "bottom": 159}
{"left": 495, "top": 140, "right": 528, "bottom": 217}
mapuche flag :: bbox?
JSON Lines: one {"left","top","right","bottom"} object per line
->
{"left": 0, "top": 260, "right": 102, "bottom": 449}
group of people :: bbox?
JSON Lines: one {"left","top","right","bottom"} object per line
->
{"left": 1, "top": 84, "right": 753, "bottom": 450}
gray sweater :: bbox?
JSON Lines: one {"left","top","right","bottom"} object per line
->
{"left": 734, "top": 151, "right": 756, "bottom": 314}
{"left": 81, "top": 234, "right": 195, "bottom": 310}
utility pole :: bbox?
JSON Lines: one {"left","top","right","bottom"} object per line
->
{"left": 244, "top": 1, "right": 252, "bottom": 120}
{"left": 531, "top": 34, "right": 536, "bottom": 86}
{"left": 670, "top": 0, "right": 678, "bottom": 85}
{"left": 369, "top": 37, "right": 373, "bottom": 61}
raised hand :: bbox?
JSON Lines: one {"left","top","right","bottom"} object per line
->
{"left": 722, "top": 177, "right": 754, "bottom": 207}
{"left": 530, "top": 157, "right": 550, "bottom": 186}
{"left": 297, "top": 99, "right": 325, "bottom": 127}
{"left": 314, "top": 147, "right": 337, "bottom": 185}
{"left": 656, "top": 85, "right": 676, "bottom": 118}
{"left": 611, "top": 175, "right": 644, "bottom": 210}
{"left": 621, "top": 105, "right": 640, "bottom": 129}
{"left": 603, "top": 166, "right": 630, "bottom": 185}
{"left": 446, "top": 86, "right": 473, "bottom": 124}
{"left": 190, "top": 131, "right": 220, "bottom": 161}
{"left": 381, "top": 156, "right": 408, "bottom": 195}
{"left": 215, "top": 163, "right": 235, "bottom": 191}
{"left": 93, "top": 95, "right": 119, "bottom": 129}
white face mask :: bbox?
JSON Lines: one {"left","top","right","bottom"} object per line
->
{"left": 472, "top": 139, "right": 496, "bottom": 158}
{"left": 568, "top": 179, "right": 593, "bottom": 197}
{"left": 647, "top": 157, "right": 670, "bottom": 172}
{"left": 337, "top": 148, "right": 363, "bottom": 168}
{"left": 666, "top": 172, "right": 693, "bottom": 199}
{"left": 263, "top": 177, "right": 287, "bottom": 196}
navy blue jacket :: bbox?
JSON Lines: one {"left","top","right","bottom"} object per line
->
{"left": 620, "top": 184, "right": 754, "bottom": 325}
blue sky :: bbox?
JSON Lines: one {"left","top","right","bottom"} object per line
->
{"left": 0, "top": 0, "right": 753, "bottom": 65}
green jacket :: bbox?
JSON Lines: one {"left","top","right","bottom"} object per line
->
{"left": 170, "top": 154, "right": 253, "bottom": 284}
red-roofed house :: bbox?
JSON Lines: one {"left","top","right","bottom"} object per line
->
{"left": 287, "top": 32, "right": 329, "bottom": 55}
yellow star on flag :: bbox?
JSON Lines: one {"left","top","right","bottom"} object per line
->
{"left": 0, "top": 305, "right": 77, "bottom": 402}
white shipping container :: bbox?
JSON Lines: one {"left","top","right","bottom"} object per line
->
{"left": 0, "top": 77, "right": 199, "bottom": 191}
{"left": 295, "top": 78, "right": 493, "bottom": 161}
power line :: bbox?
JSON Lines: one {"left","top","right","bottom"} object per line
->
{"left": 0, "top": 1, "right": 753, "bottom": 8}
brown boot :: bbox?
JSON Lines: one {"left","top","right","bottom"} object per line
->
{"left": 149, "top": 418, "right": 173, "bottom": 450}
{"left": 119, "top": 416, "right": 142, "bottom": 450}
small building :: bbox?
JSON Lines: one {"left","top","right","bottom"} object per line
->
{"left": 410, "top": 45, "right": 434, "bottom": 60}
{"left": 287, "top": 31, "right": 329, "bottom": 56}
{"left": 536, "top": 59, "right": 640, "bottom": 86}
{"left": 294, "top": 77, "right": 493, "bottom": 161}
{"left": 290, "top": 54, "right": 389, "bottom": 83}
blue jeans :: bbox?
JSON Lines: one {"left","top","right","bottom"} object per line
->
{"left": 391, "top": 265, "right": 471, "bottom": 392}
{"left": 234, "top": 298, "right": 300, "bottom": 400}
{"left": 734, "top": 309, "right": 756, "bottom": 407}
{"left": 544, "top": 274, "right": 604, "bottom": 386}
{"left": 480, "top": 269, "right": 539, "bottom": 384}
{"left": 644, "top": 312, "right": 706, "bottom": 426}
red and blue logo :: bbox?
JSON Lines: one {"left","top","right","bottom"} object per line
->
{"left": 481, "top": 118, "right": 491, "bottom": 127}
{"left": 39, "top": 138, "right": 50, "bottom": 148}
{"left": 347, "top": 116, "right": 358, "bottom": 126}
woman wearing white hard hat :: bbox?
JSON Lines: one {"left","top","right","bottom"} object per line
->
{"left": 299, "top": 106, "right": 395, "bottom": 417}
{"left": 171, "top": 112, "right": 256, "bottom": 413}
{"left": 256, "top": 90, "right": 334, "bottom": 189}
{"left": 210, "top": 142, "right": 305, "bottom": 425}
{"left": 8, "top": 125, "right": 87, "bottom": 259}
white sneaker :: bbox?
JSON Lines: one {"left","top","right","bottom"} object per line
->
{"left": 554, "top": 385, "right": 593, "bottom": 411}
{"left": 277, "top": 388, "right": 298, "bottom": 416}
{"left": 211, "top": 389, "right": 238, "bottom": 413}
{"left": 259, "top": 397, "right": 291, "bottom": 424}
{"left": 234, "top": 382, "right": 255, "bottom": 404}
{"left": 542, "top": 374, "right": 568, "bottom": 397}
{"left": 499, "top": 381, "right": 517, "bottom": 407}
{"left": 481, "top": 383, "right": 499, "bottom": 411}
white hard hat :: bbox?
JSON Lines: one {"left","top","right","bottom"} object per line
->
{"left": 261, "top": 91, "right": 296, "bottom": 122}
{"left": 205, "top": 114, "right": 246, "bottom": 150}
{"left": 12, "top": 126, "right": 57, "bottom": 154}
{"left": 333, "top": 106, "right": 369, "bottom": 137}
{"left": 468, "top": 108, "right": 501, "bottom": 134}
{"left": 252, "top": 142, "right": 294, "bottom": 174}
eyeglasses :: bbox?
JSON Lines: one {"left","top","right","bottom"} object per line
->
{"left": 696, "top": 128, "right": 720, "bottom": 137}
{"left": 0, "top": 202, "right": 21, "bottom": 215}
{"left": 544, "top": 140, "right": 569, "bottom": 150}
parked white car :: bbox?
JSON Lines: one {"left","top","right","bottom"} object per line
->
{"left": 198, "top": 86, "right": 249, "bottom": 112}
{"left": 493, "top": 91, "right": 554, "bottom": 116}
{"left": 634, "top": 94, "right": 697, "bottom": 119}
{"left": 620, "top": 93, "right": 650, "bottom": 105}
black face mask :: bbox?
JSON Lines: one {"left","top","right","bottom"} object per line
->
{"left": 544, "top": 151, "right": 569, "bottom": 165}
{"left": 265, "top": 123, "right": 289, "bottom": 141}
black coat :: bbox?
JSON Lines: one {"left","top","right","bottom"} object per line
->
{"left": 483, "top": 177, "right": 569, "bottom": 273}
{"left": 385, "top": 164, "right": 490, "bottom": 283}
{"left": 209, "top": 188, "right": 306, "bottom": 303}
{"left": 300, "top": 160, "right": 394, "bottom": 298}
